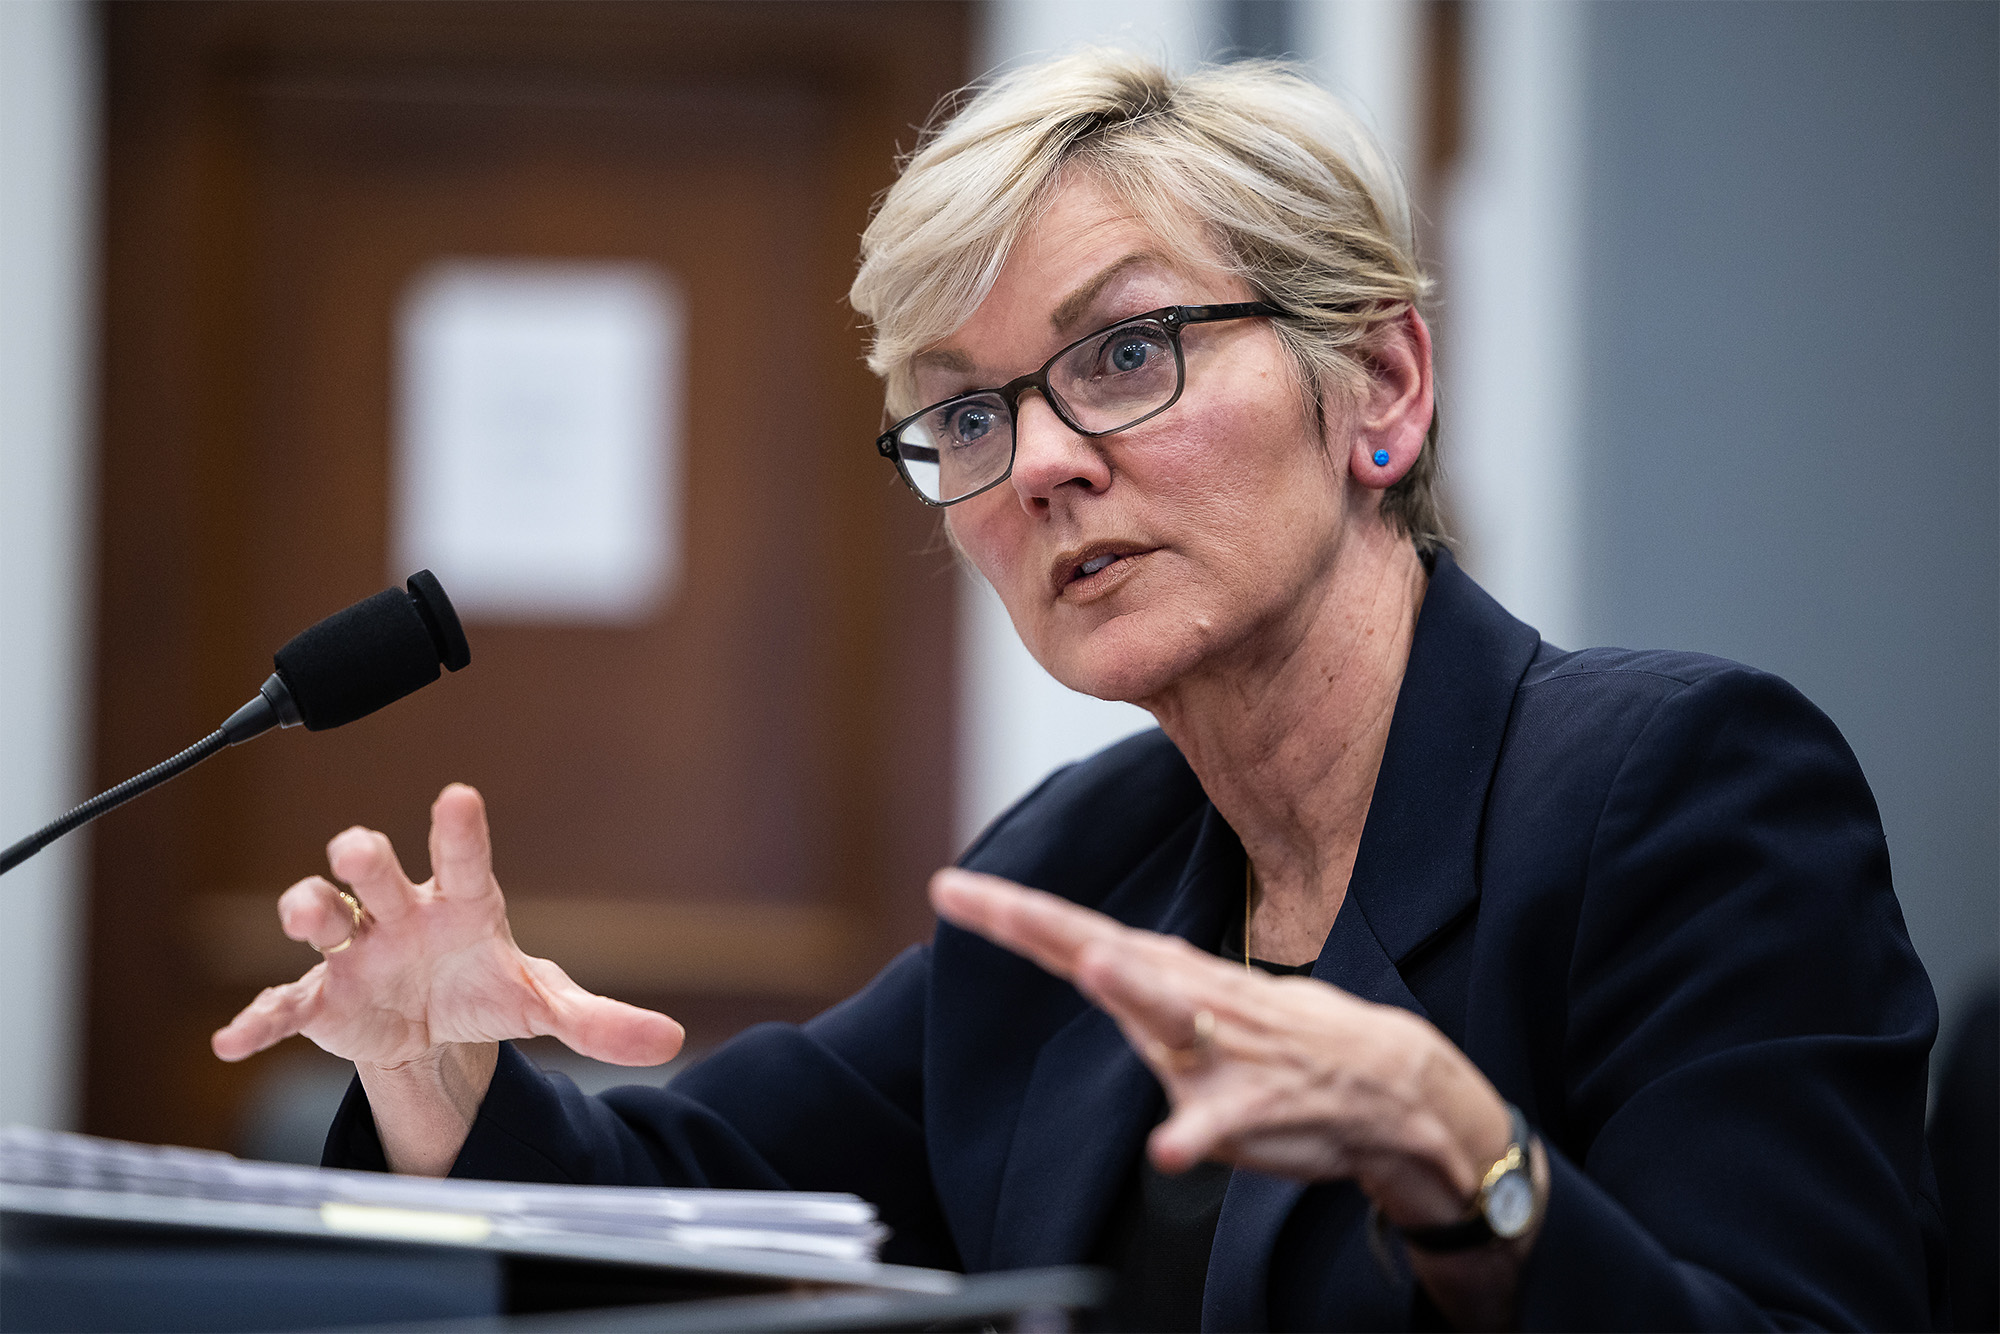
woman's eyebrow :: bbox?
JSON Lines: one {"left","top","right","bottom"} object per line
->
{"left": 1050, "top": 252, "right": 1168, "bottom": 334}
{"left": 911, "top": 252, "right": 1170, "bottom": 379}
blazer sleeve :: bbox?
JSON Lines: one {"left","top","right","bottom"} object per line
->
{"left": 321, "top": 942, "right": 962, "bottom": 1271}
{"left": 1515, "top": 667, "right": 1943, "bottom": 1331}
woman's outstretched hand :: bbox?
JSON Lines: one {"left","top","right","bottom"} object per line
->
{"left": 929, "top": 867, "right": 1541, "bottom": 1328}
{"left": 212, "top": 784, "right": 683, "bottom": 1173}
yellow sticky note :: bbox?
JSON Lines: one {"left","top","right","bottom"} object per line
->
{"left": 319, "top": 1202, "right": 493, "bottom": 1244}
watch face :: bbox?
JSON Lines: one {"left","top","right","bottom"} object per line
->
{"left": 1486, "top": 1171, "right": 1535, "bottom": 1238}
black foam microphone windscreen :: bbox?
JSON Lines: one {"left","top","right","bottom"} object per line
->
{"left": 1, "top": 572, "right": 471, "bottom": 876}
{"left": 273, "top": 577, "right": 469, "bottom": 731}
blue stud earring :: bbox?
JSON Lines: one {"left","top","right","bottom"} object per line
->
{"left": 1372, "top": 449, "right": 1390, "bottom": 467}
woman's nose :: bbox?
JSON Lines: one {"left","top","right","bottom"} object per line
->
{"left": 1007, "top": 392, "right": 1112, "bottom": 513}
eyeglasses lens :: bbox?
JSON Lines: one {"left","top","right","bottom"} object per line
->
{"left": 891, "top": 318, "right": 1184, "bottom": 505}
{"left": 897, "top": 392, "right": 1012, "bottom": 504}
{"left": 1051, "top": 321, "right": 1178, "bottom": 430}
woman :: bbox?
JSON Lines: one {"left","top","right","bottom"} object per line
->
{"left": 214, "top": 54, "right": 1942, "bottom": 1330}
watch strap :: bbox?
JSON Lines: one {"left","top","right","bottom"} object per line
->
{"left": 1396, "top": 1208, "right": 1498, "bottom": 1254}
{"left": 1397, "top": 1103, "right": 1535, "bottom": 1255}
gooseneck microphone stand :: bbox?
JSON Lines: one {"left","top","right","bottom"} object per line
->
{"left": 0, "top": 569, "right": 469, "bottom": 879}
{"left": 0, "top": 675, "right": 301, "bottom": 876}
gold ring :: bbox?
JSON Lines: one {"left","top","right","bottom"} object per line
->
{"left": 316, "top": 889, "right": 365, "bottom": 955}
{"left": 1166, "top": 1009, "right": 1218, "bottom": 1072}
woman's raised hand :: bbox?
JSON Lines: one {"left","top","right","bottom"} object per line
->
{"left": 212, "top": 784, "right": 685, "bottom": 1072}
{"left": 927, "top": 868, "right": 1514, "bottom": 1228}
{"left": 928, "top": 868, "right": 1541, "bottom": 1327}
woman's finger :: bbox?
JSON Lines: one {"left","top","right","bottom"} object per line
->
{"left": 277, "top": 876, "right": 363, "bottom": 953}
{"left": 1093, "top": 988, "right": 1241, "bottom": 1094}
{"left": 429, "top": 783, "right": 495, "bottom": 900}
{"left": 326, "top": 826, "right": 419, "bottom": 922}
{"left": 929, "top": 869, "right": 1126, "bottom": 981}
{"left": 210, "top": 968, "right": 325, "bottom": 1062}
{"left": 527, "top": 956, "right": 687, "bottom": 1066}
{"left": 1149, "top": 1096, "right": 1236, "bottom": 1174}
{"left": 1074, "top": 932, "right": 1240, "bottom": 1049}
{"left": 935, "top": 869, "right": 1250, "bottom": 1059}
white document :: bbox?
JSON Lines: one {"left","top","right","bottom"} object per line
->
{"left": 393, "top": 259, "right": 685, "bottom": 623}
{"left": 0, "top": 1126, "right": 934, "bottom": 1289}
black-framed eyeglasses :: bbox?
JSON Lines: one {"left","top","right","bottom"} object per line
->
{"left": 876, "top": 302, "right": 1287, "bottom": 507}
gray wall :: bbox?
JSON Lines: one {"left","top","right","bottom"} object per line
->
{"left": 0, "top": 0, "right": 95, "bottom": 1131}
{"left": 1578, "top": 1, "right": 1998, "bottom": 1021}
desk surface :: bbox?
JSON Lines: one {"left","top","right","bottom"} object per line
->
{"left": 0, "top": 1182, "right": 951, "bottom": 1292}
{"left": 343, "top": 1267, "right": 1114, "bottom": 1333}
{"left": 2, "top": 1207, "right": 1108, "bottom": 1334}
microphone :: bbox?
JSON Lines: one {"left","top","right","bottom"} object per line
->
{"left": 0, "top": 570, "right": 470, "bottom": 877}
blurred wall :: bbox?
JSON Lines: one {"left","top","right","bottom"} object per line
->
{"left": 1571, "top": 1, "right": 1999, "bottom": 1018}
{"left": 0, "top": 0, "right": 96, "bottom": 1131}
{"left": 1451, "top": 0, "right": 1997, "bottom": 1018}
{"left": 1444, "top": 0, "right": 1588, "bottom": 648}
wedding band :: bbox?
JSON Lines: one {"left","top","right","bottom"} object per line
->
{"left": 316, "top": 889, "right": 365, "bottom": 955}
{"left": 1166, "top": 1009, "right": 1219, "bottom": 1072}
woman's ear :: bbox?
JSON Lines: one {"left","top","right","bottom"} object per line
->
{"left": 1346, "top": 306, "right": 1434, "bottom": 491}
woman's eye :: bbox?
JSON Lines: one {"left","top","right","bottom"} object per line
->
{"left": 1098, "top": 331, "right": 1163, "bottom": 375}
{"left": 946, "top": 404, "right": 997, "bottom": 445}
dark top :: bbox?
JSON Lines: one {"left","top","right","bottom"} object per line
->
{"left": 325, "top": 549, "right": 1946, "bottom": 1330}
{"left": 1093, "top": 935, "right": 1314, "bottom": 1333}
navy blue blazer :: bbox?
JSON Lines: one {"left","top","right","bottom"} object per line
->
{"left": 327, "top": 551, "right": 1944, "bottom": 1330}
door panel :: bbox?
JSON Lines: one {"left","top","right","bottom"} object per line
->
{"left": 90, "top": 1, "right": 967, "bottom": 1150}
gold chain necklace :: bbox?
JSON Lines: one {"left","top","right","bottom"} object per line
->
{"left": 1243, "top": 860, "right": 1255, "bottom": 972}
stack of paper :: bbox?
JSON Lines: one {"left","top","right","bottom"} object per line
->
{"left": 1, "top": 1125, "right": 887, "bottom": 1266}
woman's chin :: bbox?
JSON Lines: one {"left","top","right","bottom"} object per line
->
{"left": 1040, "top": 624, "right": 1199, "bottom": 708}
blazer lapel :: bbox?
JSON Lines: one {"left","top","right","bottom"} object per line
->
{"left": 1206, "top": 551, "right": 1543, "bottom": 1330}
{"left": 985, "top": 1005, "right": 1158, "bottom": 1269}
{"left": 985, "top": 806, "right": 1242, "bottom": 1270}
{"left": 1344, "top": 549, "right": 1542, "bottom": 965}
{"left": 1205, "top": 899, "right": 1431, "bottom": 1330}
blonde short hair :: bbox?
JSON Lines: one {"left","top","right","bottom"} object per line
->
{"left": 849, "top": 50, "right": 1444, "bottom": 549}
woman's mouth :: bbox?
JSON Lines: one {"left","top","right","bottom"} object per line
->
{"left": 1053, "top": 545, "right": 1155, "bottom": 598}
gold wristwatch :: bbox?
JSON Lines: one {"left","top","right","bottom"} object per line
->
{"left": 1399, "top": 1102, "right": 1541, "bottom": 1253}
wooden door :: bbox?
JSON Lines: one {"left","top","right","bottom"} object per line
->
{"left": 89, "top": 1, "right": 967, "bottom": 1151}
